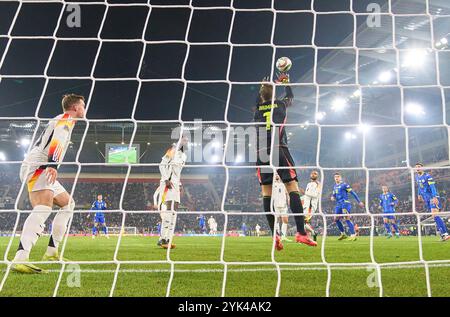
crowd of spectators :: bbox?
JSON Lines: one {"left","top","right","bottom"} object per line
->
{"left": 0, "top": 166, "right": 449, "bottom": 236}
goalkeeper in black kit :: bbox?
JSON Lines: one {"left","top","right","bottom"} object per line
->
{"left": 254, "top": 73, "right": 317, "bottom": 251}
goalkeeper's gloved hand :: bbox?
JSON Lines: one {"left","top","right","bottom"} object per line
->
{"left": 275, "top": 72, "right": 290, "bottom": 84}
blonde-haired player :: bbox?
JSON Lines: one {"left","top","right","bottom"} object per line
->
{"left": 272, "top": 174, "right": 291, "bottom": 242}
{"left": 12, "top": 94, "right": 85, "bottom": 274}
{"left": 153, "top": 137, "right": 188, "bottom": 249}
{"left": 303, "top": 170, "right": 321, "bottom": 241}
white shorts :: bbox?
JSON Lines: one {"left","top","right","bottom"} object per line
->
{"left": 274, "top": 206, "right": 288, "bottom": 215}
{"left": 156, "top": 182, "right": 181, "bottom": 207}
{"left": 20, "top": 164, "right": 66, "bottom": 196}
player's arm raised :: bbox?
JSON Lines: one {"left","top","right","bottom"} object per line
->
{"left": 276, "top": 73, "right": 294, "bottom": 107}
{"left": 46, "top": 117, "right": 72, "bottom": 184}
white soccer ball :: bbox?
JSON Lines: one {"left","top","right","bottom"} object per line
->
{"left": 276, "top": 56, "right": 292, "bottom": 73}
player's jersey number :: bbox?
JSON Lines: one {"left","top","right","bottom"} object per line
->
{"left": 263, "top": 111, "right": 271, "bottom": 130}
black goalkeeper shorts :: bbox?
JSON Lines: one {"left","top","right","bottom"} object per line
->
{"left": 256, "top": 146, "right": 298, "bottom": 185}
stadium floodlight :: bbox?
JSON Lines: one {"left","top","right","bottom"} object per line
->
{"left": 402, "top": 49, "right": 428, "bottom": 68}
{"left": 20, "top": 138, "right": 30, "bottom": 147}
{"left": 358, "top": 124, "right": 371, "bottom": 133}
{"left": 378, "top": 71, "right": 392, "bottom": 83}
{"left": 316, "top": 111, "right": 326, "bottom": 121}
{"left": 405, "top": 102, "right": 426, "bottom": 116}
{"left": 351, "top": 89, "right": 361, "bottom": 98}
{"left": 436, "top": 37, "right": 448, "bottom": 49}
{"left": 235, "top": 155, "right": 243, "bottom": 163}
{"left": 331, "top": 97, "right": 347, "bottom": 111}
{"left": 212, "top": 141, "right": 221, "bottom": 148}
{"left": 345, "top": 131, "right": 357, "bottom": 140}
{"left": 209, "top": 155, "right": 220, "bottom": 162}
{"left": 0, "top": 152, "right": 6, "bottom": 161}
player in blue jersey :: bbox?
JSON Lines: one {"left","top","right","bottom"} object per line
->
{"left": 241, "top": 223, "right": 248, "bottom": 236}
{"left": 379, "top": 185, "right": 400, "bottom": 238}
{"left": 91, "top": 194, "right": 108, "bottom": 239}
{"left": 156, "top": 221, "right": 161, "bottom": 235}
{"left": 415, "top": 163, "right": 449, "bottom": 241}
{"left": 197, "top": 215, "right": 207, "bottom": 234}
{"left": 331, "top": 173, "right": 365, "bottom": 241}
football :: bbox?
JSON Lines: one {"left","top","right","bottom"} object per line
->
{"left": 276, "top": 56, "right": 292, "bottom": 73}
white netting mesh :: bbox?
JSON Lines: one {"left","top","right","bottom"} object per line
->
{"left": 0, "top": 0, "right": 449, "bottom": 297}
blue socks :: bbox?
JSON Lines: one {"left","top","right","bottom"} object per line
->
{"left": 92, "top": 226, "right": 97, "bottom": 235}
{"left": 434, "top": 216, "right": 448, "bottom": 235}
{"left": 336, "top": 220, "right": 345, "bottom": 233}
{"left": 102, "top": 225, "right": 108, "bottom": 234}
{"left": 384, "top": 222, "right": 392, "bottom": 234}
{"left": 392, "top": 223, "right": 399, "bottom": 234}
{"left": 346, "top": 220, "right": 355, "bottom": 235}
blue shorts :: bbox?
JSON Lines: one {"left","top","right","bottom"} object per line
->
{"left": 424, "top": 197, "right": 441, "bottom": 211}
{"left": 383, "top": 212, "right": 395, "bottom": 220}
{"left": 95, "top": 216, "right": 105, "bottom": 224}
{"left": 335, "top": 203, "right": 352, "bottom": 215}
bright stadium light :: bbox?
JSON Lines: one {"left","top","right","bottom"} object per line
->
{"left": 235, "top": 155, "right": 243, "bottom": 163}
{"left": 316, "top": 111, "right": 326, "bottom": 121}
{"left": 358, "top": 124, "right": 371, "bottom": 133}
{"left": 351, "top": 89, "right": 361, "bottom": 98}
{"left": 332, "top": 98, "right": 347, "bottom": 111}
{"left": 378, "top": 71, "right": 392, "bottom": 83}
{"left": 405, "top": 103, "right": 425, "bottom": 116}
{"left": 20, "top": 138, "right": 30, "bottom": 147}
{"left": 210, "top": 155, "right": 220, "bottom": 162}
{"left": 0, "top": 152, "right": 6, "bottom": 161}
{"left": 402, "top": 49, "right": 428, "bottom": 68}
{"left": 212, "top": 141, "right": 221, "bottom": 148}
{"left": 345, "top": 131, "right": 357, "bottom": 140}
{"left": 436, "top": 37, "right": 448, "bottom": 49}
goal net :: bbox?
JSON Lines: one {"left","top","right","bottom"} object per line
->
{"left": 0, "top": 0, "right": 449, "bottom": 297}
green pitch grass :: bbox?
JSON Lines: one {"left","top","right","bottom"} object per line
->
{"left": 1, "top": 236, "right": 450, "bottom": 297}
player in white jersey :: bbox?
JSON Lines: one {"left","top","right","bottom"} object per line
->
{"left": 12, "top": 94, "right": 85, "bottom": 274}
{"left": 303, "top": 170, "right": 321, "bottom": 241}
{"left": 272, "top": 174, "right": 291, "bottom": 242}
{"left": 153, "top": 137, "right": 188, "bottom": 249}
{"left": 208, "top": 216, "right": 217, "bottom": 235}
{"left": 255, "top": 224, "right": 261, "bottom": 237}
